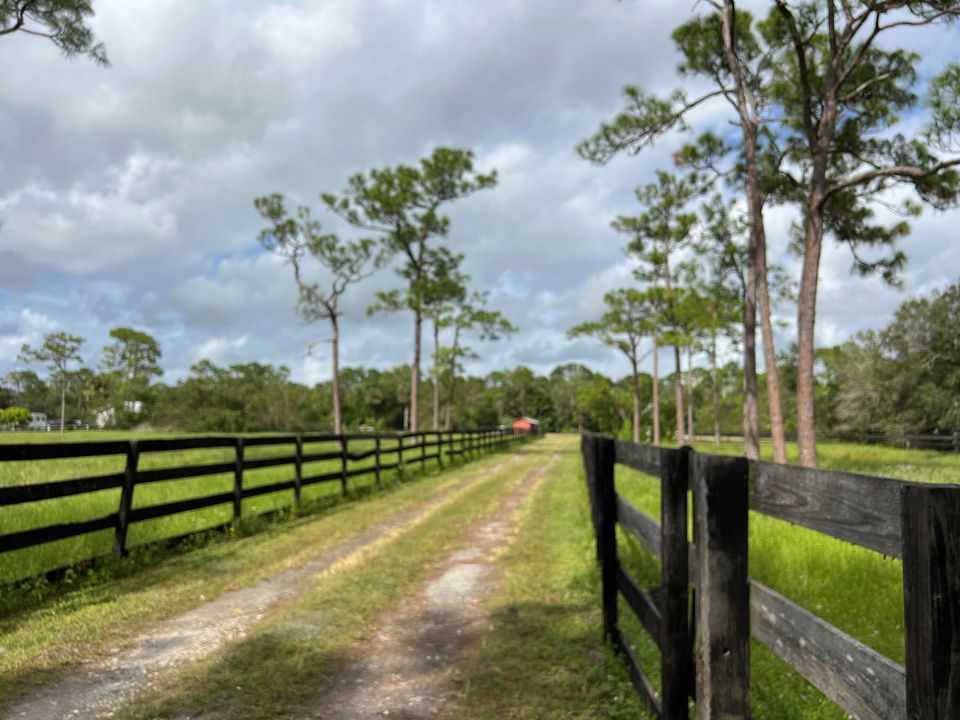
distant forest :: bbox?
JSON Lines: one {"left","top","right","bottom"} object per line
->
{"left": 2, "top": 280, "right": 958, "bottom": 437}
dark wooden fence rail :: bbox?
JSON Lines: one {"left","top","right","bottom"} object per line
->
{"left": 582, "top": 433, "right": 960, "bottom": 720}
{"left": 0, "top": 428, "right": 528, "bottom": 575}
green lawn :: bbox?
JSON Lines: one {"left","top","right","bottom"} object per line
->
{"left": 0, "top": 430, "right": 483, "bottom": 584}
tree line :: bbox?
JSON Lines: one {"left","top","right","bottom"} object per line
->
{"left": 578, "top": 0, "right": 960, "bottom": 466}
{"left": 3, "top": 278, "right": 956, "bottom": 437}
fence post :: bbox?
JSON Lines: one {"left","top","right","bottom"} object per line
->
{"left": 375, "top": 435, "right": 382, "bottom": 488}
{"left": 436, "top": 431, "right": 444, "bottom": 468}
{"left": 340, "top": 436, "right": 348, "bottom": 495}
{"left": 660, "top": 446, "right": 692, "bottom": 717}
{"left": 692, "top": 453, "right": 750, "bottom": 720}
{"left": 398, "top": 435, "right": 404, "bottom": 472}
{"left": 114, "top": 440, "right": 139, "bottom": 557}
{"left": 901, "top": 484, "right": 960, "bottom": 720}
{"left": 420, "top": 432, "right": 426, "bottom": 471}
{"left": 592, "top": 434, "right": 618, "bottom": 644}
{"left": 294, "top": 435, "right": 303, "bottom": 505}
{"left": 233, "top": 437, "right": 244, "bottom": 520}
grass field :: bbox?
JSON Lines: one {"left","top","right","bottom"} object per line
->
{"left": 0, "top": 430, "right": 480, "bottom": 584}
{"left": 614, "top": 437, "right": 960, "bottom": 719}
{"left": 1, "top": 433, "right": 957, "bottom": 718}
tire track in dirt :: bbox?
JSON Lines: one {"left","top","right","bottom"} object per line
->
{"left": 1, "top": 454, "right": 525, "bottom": 720}
{"left": 302, "top": 453, "right": 556, "bottom": 719}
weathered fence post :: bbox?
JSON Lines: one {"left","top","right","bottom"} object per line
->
{"left": 340, "top": 436, "right": 349, "bottom": 495}
{"left": 692, "top": 453, "right": 750, "bottom": 719}
{"left": 901, "top": 484, "right": 960, "bottom": 720}
{"left": 593, "top": 434, "right": 618, "bottom": 644}
{"left": 661, "top": 446, "right": 692, "bottom": 717}
{"left": 233, "top": 437, "right": 244, "bottom": 520}
{"left": 294, "top": 435, "right": 303, "bottom": 505}
{"left": 114, "top": 440, "right": 139, "bottom": 557}
{"left": 374, "top": 435, "right": 382, "bottom": 488}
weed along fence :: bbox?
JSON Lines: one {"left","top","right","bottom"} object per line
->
{"left": 581, "top": 433, "right": 960, "bottom": 720}
{"left": 0, "top": 428, "right": 526, "bottom": 585}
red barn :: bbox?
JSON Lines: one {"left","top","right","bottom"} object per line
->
{"left": 512, "top": 417, "right": 540, "bottom": 433}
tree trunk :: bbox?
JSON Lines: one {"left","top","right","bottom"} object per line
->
{"left": 330, "top": 315, "right": 342, "bottom": 435}
{"left": 652, "top": 334, "right": 660, "bottom": 445}
{"left": 796, "top": 198, "right": 824, "bottom": 468}
{"left": 711, "top": 325, "right": 721, "bottom": 445}
{"left": 432, "top": 320, "right": 441, "bottom": 431}
{"left": 60, "top": 373, "right": 66, "bottom": 434}
{"left": 445, "top": 343, "right": 457, "bottom": 431}
{"left": 673, "top": 345, "right": 684, "bottom": 443}
{"left": 411, "top": 310, "right": 421, "bottom": 433}
{"left": 686, "top": 343, "right": 695, "bottom": 441}
{"left": 631, "top": 356, "right": 641, "bottom": 443}
{"left": 757, "top": 230, "right": 788, "bottom": 463}
{"left": 720, "top": 0, "right": 760, "bottom": 461}
{"left": 663, "top": 254, "right": 684, "bottom": 444}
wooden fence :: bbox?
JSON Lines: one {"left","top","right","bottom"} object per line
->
{"left": 0, "top": 428, "right": 526, "bottom": 578}
{"left": 581, "top": 433, "right": 960, "bottom": 720}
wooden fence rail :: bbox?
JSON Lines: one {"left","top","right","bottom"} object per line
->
{"left": 1, "top": 428, "right": 528, "bottom": 580}
{"left": 581, "top": 433, "right": 960, "bottom": 720}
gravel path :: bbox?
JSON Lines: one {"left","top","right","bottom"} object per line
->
{"left": 303, "top": 453, "right": 555, "bottom": 719}
{"left": 1, "top": 456, "right": 520, "bottom": 720}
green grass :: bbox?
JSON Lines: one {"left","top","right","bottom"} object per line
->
{"left": 700, "top": 438, "right": 960, "bottom": 484}
{"left": 613, "top": 436, "right": 960, "bottom": 719}
{"left": 109, "top": 445, "right": 548, "bottom": 720}
{"left": 0, "top": 431, "right": 477, "bottom": 583}
{"left": 452, "top": 436, "right": 644, "bottom": 719}
{"left": 0, "top": 445, "right": 522, "bottom": 708}
{"left": 2, "top": 434, "right": 955, "bottom": 718}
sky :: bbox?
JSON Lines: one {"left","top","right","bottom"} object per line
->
{"left": 1, "top": 0, "right": 958, "bottom": 387}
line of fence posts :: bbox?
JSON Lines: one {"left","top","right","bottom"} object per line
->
{"left": 583, "top": 432, "right": 960, "bottom": 720}
{"left": 0, "top": 428, "right": 528, "bottom": 573}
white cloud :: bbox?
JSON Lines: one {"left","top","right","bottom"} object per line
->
{"left": 0, "top": 308, "right": 58, "bottom": 369}
{"left": 252, "top": 1, "right": 361, "bottom": 68}
{"left": 194, "top": 335, "right": 249, "bottom": 364}
{"left": 0, "top": 0, "right": 958, "bottom": 390}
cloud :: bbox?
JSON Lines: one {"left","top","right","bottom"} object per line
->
{"left": 0, "top": 308, "right": 59, "bottom": 370}
{"left": 0, "top": 0, "right": 957, "bottom": 391}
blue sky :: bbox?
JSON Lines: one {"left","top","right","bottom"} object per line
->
{"left": 1, "top": 0, "right": 958, "bottom": 386}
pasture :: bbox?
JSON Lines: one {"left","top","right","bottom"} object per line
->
{"left": 611, "top": 438, "right": 960, "bottom": 719}
{"left": 0, "top": 434, "right": 957, "bottom": 718}
{"left": 0, "top": 430, "right": 490, "bottom": 585}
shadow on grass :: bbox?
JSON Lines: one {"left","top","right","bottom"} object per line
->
{"left": 448, "top": 555, "right": 652, "bottom": 720}
{"left": 117, "top": 627, "right": 359, "bottom": 720}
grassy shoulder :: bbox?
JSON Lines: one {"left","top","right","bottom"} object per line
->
{"left": 0, "top": 447, "right": 525, "bottom": 707}
{"left": 450, "top": 436, "right": 647, "bottom": 719}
